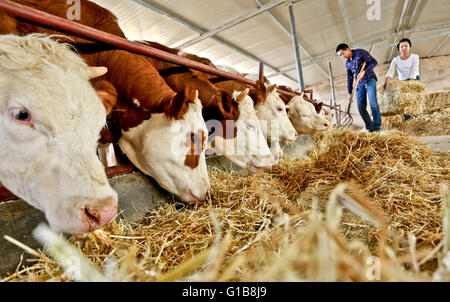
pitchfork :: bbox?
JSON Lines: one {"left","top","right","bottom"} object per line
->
{"left": 338, "top": 43, "right": 375, "bottom": 128}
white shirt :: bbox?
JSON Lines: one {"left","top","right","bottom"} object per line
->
{"left": 386, "top": 54, "right": 420, "bottom": 80}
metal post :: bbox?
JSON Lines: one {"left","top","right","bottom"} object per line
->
{"left": 288, "top": 3, "right": 305, "bottom": 91}
{"left": 327, "top": 60, "right": 339, "bottom": 125}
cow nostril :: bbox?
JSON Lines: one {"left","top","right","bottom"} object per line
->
{"left": 84, "top": 207, "right": 100, "bottom": 227}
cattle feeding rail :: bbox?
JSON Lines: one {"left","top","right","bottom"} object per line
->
{"left": 0, "top": 0, "right": 351, "bottom": 126}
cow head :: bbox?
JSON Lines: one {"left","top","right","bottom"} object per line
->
{"left": 287, "top": 94, "right": 330, "bottom": 135}
{"left": 252, "top": 81, "right": 298, "bottom": 162}
{"left": 0, "top": 34, "right": 118, "bottom": 234}
{"left": 211, "top": 89, "right": 274, "bottom": 173}
{"left": 118, "top": 87, "right": 210, "bottom": 203}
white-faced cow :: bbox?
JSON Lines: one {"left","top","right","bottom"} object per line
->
{"left": 286, "top": 94, "right": 331, "bottom": 135}
{"left": 0, "top": 34, "right": 118, "bottom": 234}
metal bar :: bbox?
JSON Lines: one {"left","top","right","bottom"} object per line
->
{"left": 427, "top": 34, "right": 450, "bottom": 58}
{"left": 408, "top": 0, "right": 421, "bottom": 27}
{"left": 0, "top": 1, "right": 257, "bottom": 83}
{"left": 258, "top": 62, "right": 264, "bottom": 82}
{"left": 338, "top": 0, "right": 353, "bottom": 43}
{"left": 252, "top": 0, "right": 329, "bottom": 79}
{"left": 388, "top": 0, "right": 410, "bottom": 61}
{"left": 288, "top": 3, "right": 305, "bottom": 91}
{"left": 268, "top": 24, "right": 450, "bottom": 76}
{"left": 131, "top": 0, "right": 298, "bottom": 84}
{"left": 327, "top": 60, "right": 339, "bottom": 125}
{"left": 176, "top": 0, "right": 286, "bottom": 49}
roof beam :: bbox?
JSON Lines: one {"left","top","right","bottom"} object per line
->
{"left": 252, "top": 0, "right": 329, "bottom": 79}
{"left": 266, "top": 22, "right": 450, "bottom": 76}
{"left": 427, "top": 34, "right": 449, "bottom": 58}
{"left": 338, "top": 0, "right": 353, "bottom": 44}
{"left": 175, "top": 0, "right": 286, "bottom": 49}
{"left": 387, "top": 0, "right": 411, "bottom": 62}
{"left": 131, "top": 0, "right": 298, "bottom": 83}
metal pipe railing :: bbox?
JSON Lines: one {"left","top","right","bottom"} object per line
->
{"left": 0, "top": 0, "right": 339, "bottom": 110}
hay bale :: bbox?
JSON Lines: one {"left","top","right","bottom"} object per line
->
{"left": 423, "top": 91, "right": 450, "bottom": 114}
{"left": 378, "top": 80, "right": 426, "bottom": 116}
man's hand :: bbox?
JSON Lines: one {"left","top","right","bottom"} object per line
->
{"left": 357, "top": 70, "right": 366, "bottom": 81}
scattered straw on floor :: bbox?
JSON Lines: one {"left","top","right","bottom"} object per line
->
{"left": 3, "top": 129, "right": 449, "bottom": 282}
{"left": 382, "top": 108, "right": 450, "bottom": 136}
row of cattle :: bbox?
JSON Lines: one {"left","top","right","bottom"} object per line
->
{"left": 0, "top": 0, "right": 333, "bottom": 234}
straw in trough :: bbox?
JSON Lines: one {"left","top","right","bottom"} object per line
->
{"left": 2, "top": 129, "right": 449, "bottom": 282}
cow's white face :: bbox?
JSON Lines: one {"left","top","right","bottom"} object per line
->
{"left": 119, "top": 97, "right": 210, "bottom": 203}
{"left": 212, "top": 90, "right": 274, "bottom": 173}
{"left": 287, "top": 95, "right": 330, "bottom": 135}
{"left": 320, "top": 107, "right": 336, "bottom": 125}
{"left": 0, "top": 34, "right": 118, "bottom": 234}
{"left": 255, "top": 88, "right": 298, "bottom": 161}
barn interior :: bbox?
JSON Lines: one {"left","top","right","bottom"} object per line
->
{"left": 0, "top": 0, "right": 449, "bottom": 282}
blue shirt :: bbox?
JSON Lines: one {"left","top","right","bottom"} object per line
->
{"left": 346, "top": 49, "right": 378, "bottom": 94}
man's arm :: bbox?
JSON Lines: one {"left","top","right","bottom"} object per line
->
{"left": 361, "top": 49, "right": 377, "bottom": 74}
{"left": 384, "top": 58, "right": 397, "bottom": 89}
{"left": 409, "top": 55, "right": 420, "bottom": 80}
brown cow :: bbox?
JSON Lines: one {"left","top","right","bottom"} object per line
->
{"left": 1, "top": 0, "right": 211, "bottom": 202}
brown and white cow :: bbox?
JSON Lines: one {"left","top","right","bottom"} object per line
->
{"left": 138, "top": 42, "right": 275, "bottom": 172}
{"left": 0, "top": 34, "right": 118, "bottom": 234}
{"left": 286, "top": 94, "right": 331, "bottom": 135}
{"left": 2, "top": 0, "right": 211, "bottom": 202}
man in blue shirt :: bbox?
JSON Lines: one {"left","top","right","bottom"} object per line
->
{"left": 336, "top": 43, "right": 382, "bottom": 132}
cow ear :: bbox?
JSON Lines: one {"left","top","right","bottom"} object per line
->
{"left": 89, "top": 66, "right": 108, "bottom": 79}
{"left": 91, "top": 79, "right": 117, "bottom": 116}
{"left": 185, "top": 86, "right": 199, "bottom": 102}
{"left": 217, "top": 90, "right": 236, "bottom": 120}
{"left": 164, "top": 90, "right": 192, "bottom": 120}
{"left": 268, "top": 84, "right": 277, "bottom": 94}
{"left": 236, "top": 88, "right": 249, "bottom": 103}
{"left": 314, "top": 102, "right": 323, "bottom": 113}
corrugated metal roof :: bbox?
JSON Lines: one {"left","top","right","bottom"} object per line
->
{"left": 90, "top": 0, "right": 450, "bottom": 89}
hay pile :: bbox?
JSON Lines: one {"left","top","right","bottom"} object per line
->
{"left": 378, "top": 80, "right": 426, "bottom": 116}
{"left": 3, "top": 129, "right": 449, "bottom": 282}
{"left": 423, "top": 91, "right": 450, "bottom": 114}
{"left": 382, "top": 108, "right": 450, "bottom": 136}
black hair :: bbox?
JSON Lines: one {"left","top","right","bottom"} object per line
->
{"left": 336, "top": 43, "right": 350, "bottom": 53}
{"left": 397, "top": 38, "right": 412, "bottom": 50}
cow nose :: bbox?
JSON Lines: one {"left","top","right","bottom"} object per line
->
{"left": 83, "top": 200, "right": 118, "bottom": 231}
{"left": 295, "top": 132, "right": 299, "bottom": 138}
{"left": 324, "top": 123, "right": 330, "bottom": 128}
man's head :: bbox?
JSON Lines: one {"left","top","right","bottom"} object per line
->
{"left": 336, "top": 43, "right": 352, "bottom": 60}
{"left": 397, "top": 38, "right": 412, "bottom": 55}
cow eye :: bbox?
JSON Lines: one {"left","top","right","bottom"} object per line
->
{"left": 276, "top": 106, "right": 283, "bottom": 112}
{"left": 10, "top": 107, "right": 32, "bottom": 124}
{"left": 246, "top": 122, "right": 256, "bottom": 131}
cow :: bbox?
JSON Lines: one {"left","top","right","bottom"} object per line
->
{"left": 286, "top": 93, "right": 331, "bottom": 135}
{"left": 2, "top": 0, "right": 211, "bottom": 202}
{"left": 210, "top": 78, "right": 298, "bottom": 163}
{"left": 138, "top": 41, "right": 275, "bottom": 172}
{"left": 0, "top": 34, "right": 118, "bottom": 234}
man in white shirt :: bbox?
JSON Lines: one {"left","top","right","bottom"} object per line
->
{"left": 383, "top": 38, "right": 420, "bottom": 90}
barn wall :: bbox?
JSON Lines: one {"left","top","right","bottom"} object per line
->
{"left": 307, "top": 55, "right": 450, "bottom": 128}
